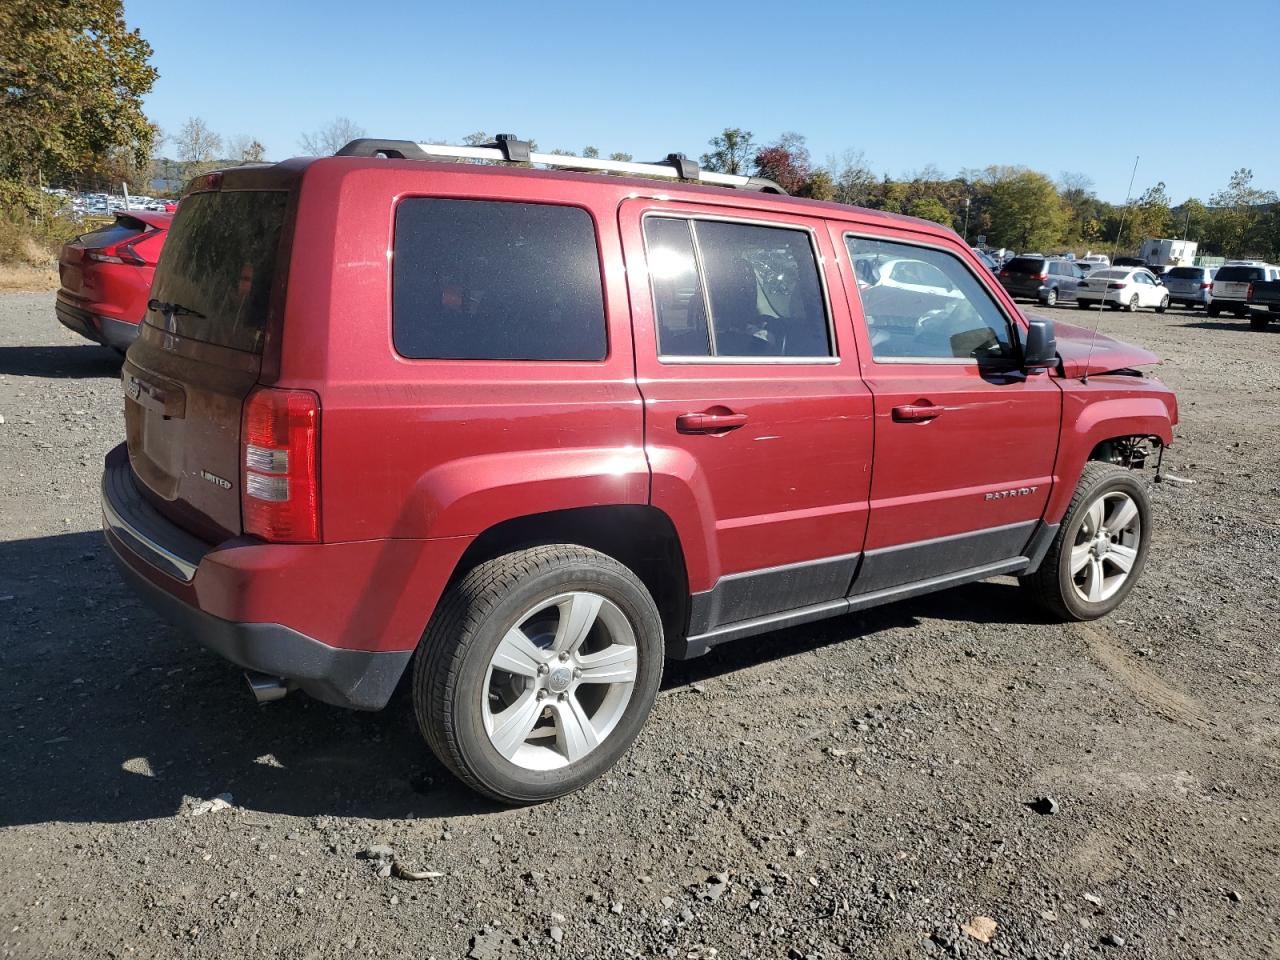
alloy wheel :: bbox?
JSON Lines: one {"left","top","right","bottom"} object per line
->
{"left": 482, "top": 591, "right": 638, "bottom": 771}
{"left": 1069, "top": 492, "right": 1142, "bottom": 605}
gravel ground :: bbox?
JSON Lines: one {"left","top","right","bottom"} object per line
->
{"left": 1, "top": 291, "right": 1278, "bottom": 960}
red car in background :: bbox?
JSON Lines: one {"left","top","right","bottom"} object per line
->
{"left": 56, "top": 211, "right": 173, "bottom": 352}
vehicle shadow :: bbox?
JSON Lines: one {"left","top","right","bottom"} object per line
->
{"left": 1177, "top": 318, "right": 1276, "bottom": 333}
{"left": 0, "top": 530, "right": 1049, "bottom": 828}
{"left": 0, "top": 344, "right": 123, "bottom": 378}
{"left": 662, "top": 579, "right": 1049, "bottom": 689}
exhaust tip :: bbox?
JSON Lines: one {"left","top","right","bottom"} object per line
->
{"left": 245, "top": 671, "right": 289, "bottom": 704}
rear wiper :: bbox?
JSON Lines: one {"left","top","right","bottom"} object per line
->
{"left": 148, "top": 298, "right": 205, "bottom": 319}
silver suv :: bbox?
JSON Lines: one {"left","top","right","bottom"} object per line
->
{"left": 1163, "top": 265, "right": 1217, "bottom": 309}
{"left": 1209, "top": 263, "right": 1280, "bottom": 318}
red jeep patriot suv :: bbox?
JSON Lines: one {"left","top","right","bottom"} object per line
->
{"left": 103, "top": 136, "right": 1178, "bottom": 803}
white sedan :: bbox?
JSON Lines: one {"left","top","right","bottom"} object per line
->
{"left": 1073, "top": 268, "right": 1170, "bottom": 313}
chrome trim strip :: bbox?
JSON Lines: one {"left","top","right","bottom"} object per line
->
{"left": 102, "top": 491, "right": 198, "bottom": 583}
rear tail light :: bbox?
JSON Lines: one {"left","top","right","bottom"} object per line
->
{"left": 1200, "top": 282, "right": 1212, "bottom": 289}
{"left": 1107, "top": 283, "right": 1126, "bottom": 290}
{"left": 1032, "top": 273, "right": 1047, "bottom": 281}
{"left": 241, "top": 387, "right": 320, "bottom": 542}
{"left": 999, "top": 270, "right": 1009, "bottom": 278}
{"left": 87, "top": 245, "right": 145, "bottom": 266}
{"left": 1247, "top": 282, "right": 1255, "bottom": 299}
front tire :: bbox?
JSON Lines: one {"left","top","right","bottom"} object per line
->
{"left": 1020, "top": 462, "right": 1151, "bottom": 621}
{"left": 412, "top": 545, "right": 664, "bottom": 804}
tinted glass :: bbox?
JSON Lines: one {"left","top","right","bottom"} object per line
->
{"left": 75, "top": 216, "right": 147, "bottom": 249}
{"left": 1215, "top": 266, "right": 1265, "bottom": 282}
{"left": 847, "top": 236, "right": 1015, "bottom": 362}
{"left": 147, "top": 191, "right": 288, "bottom": 353}
{"left": 394, "top": 199, "right": 606, "bottom": 361}
{"left": 1005, "top": 257, "right": 1046, "bottom": 274}
{"left": 1166, "top": 267, "right": 1203, "bottom": 280}
{"left": 644, "top": 218, "right": 711, "bottom": 357}
{"left": 648, "top": 219, "right": 830, "bottom": 359}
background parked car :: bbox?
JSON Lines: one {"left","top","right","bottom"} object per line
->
{"left": 1112, "top": 256, "right": 1149, "bottom": 268}
{"left": 997, "top": 256, "right": 1083, "bottom": 306}
{"left": 55, "top": 212, "right": 172, "bottom": 352}
{"left": 1075, "top": 267, "right": 1170, "bottom": 312}
{"left": 970, "top": 248, "right": 999, "bottom": 272}
{"left": 1209, "top": 262, "right": 1280, "bottom": 318}
{"left": 1163, "top": 265, "right": 1217, "bottom": 308}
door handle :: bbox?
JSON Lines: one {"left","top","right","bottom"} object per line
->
{"left": 892, "top": 403, "right": 943, "bottom": 423}
{"left": 676, "top": 411, "right": 749, "bottom": 434}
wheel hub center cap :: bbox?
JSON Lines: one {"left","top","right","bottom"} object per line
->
{"left": 547, "top": 665, "right": 574, "bottom": 693}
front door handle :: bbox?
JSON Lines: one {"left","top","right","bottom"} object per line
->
{"left": 676, "top": 411, "right": 749, "bottom": 434}
{"left": 892, "top": 403, "right": 943, "bottom": 423}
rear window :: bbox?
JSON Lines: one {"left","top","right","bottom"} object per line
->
{"left": 75, "top": 216, "right": 147, "bottom": 249}
{"left": 1215, "top": 266, "right": 1264, "bottom": 282}
{"left": 1004, "top": 257, "right": 1046, "bottom": 273}
{"left": 393, "top": 199, "right": 606, "bottom": 361}
{"left": 147, "top": 190, "right": 288, "bottom": 353}
{"left": 1167, "top": 267, "right": 1203, "bottom": 280}
{"left": 1089, "top": 270, "right": 1128, "bottom": 280}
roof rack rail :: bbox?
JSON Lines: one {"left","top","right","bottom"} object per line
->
{"left": 333, "top": 135, "right": 787, "bottom": 194}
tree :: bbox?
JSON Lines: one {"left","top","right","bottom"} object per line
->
{"left": 226, "top": 135, "right": 266, "bottom": 163}
{"left": 827, "top": 150, "right": 876, "bottom": 206}
{"left": 299, "top": 116, "right": 365, "bottom": 155}
{"left": 0, "top": 0, "right": 157, "bottom": 206}
{"left": 1208, "top": 168, "right": 1278, "bottom": 257}
{"left": 175, "top": 117, "right": 222, "bottom": 174}
{"left": 909, "top": 197, "right": 953, "bottom": 229}
{"left": 753, "top": 132, "right": 810, "bottom": 195}
{"left": 979, "top": 166, "right": 1066, "bottom": 251}
{"left": 799, "top": 169, "right": 835, "bottom": 202}
{"left": 701, "top": 128, "right": 756, "bottom": 176}
{"left": 1124, "top": 182, "right": 1173, "bottom": 244}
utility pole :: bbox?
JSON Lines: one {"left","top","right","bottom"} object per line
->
{"left": 962, "top": 197, "right": 971, "bottom": 242}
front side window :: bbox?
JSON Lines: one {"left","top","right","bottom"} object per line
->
{"left": 847, "top": 236, "right": 1015, "bottom": 362}
{"left": 393, "top": 199, "right": 606, "bottom": 361}
{"left": 643, "top": 217, "right": 832, "bottom": 359}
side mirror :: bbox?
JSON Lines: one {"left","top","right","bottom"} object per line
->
{"left": 1022, "top": 318, "right": 1057, "bottom": 371}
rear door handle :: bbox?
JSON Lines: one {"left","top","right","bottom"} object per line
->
{"left": 676, "top": 411, "right": 749, "bottom": 434}
{"left": 892, "top": 403, "right": 943, "bottom": 423}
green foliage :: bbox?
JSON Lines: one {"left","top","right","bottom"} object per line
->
{"left": 700, "top": 128, "right": 756, "bottom": 176}
{"left": 908, "top": 197, "right": 953, "bottom": 228}
{"left": 0, "top": 0, "right": 157, "bottom": 188}
{"left": 798, "top": 170, "right": 835, "bottom": 202}
{"left": 979, "top": 166, "right": 1066, "bottom": 251}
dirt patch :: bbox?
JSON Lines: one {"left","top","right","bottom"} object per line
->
{"left": 0, "top": 262, "right": 58, "bottom": 292}
{"left": 0, "top": 291, "right": 1277, "bottom": 959}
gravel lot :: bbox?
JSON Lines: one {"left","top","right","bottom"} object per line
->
{"left": 1, "top": 291, "right": 1278, "bottom": 960}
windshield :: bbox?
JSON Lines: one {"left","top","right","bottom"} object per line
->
{"left": 146, "top": 190, "right": 289, "bottom": 353}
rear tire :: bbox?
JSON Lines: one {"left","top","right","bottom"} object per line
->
{"left": 1078, "top": 299, "right": 1094, "bottom": 310}
{"left": 1020, "top": 462, "right": 1151, "bottom": 621}
{"left": 1207, "top": 303, "right": 1221, "bottom": 318}
{"left": 1125, "top": 294, "right": 1140, "bottom": 312}
{"left": 1043, "top": 288, "right": 1058, "bottom": 307}
{"left": 1155, "top": 295, "right": 1169, "bottom": 314}
{"left": 412, "top": 545, "right": 664, "bottom": 804}
{"left": 1251, "top": 312, "right": 1272, "bottom": 330}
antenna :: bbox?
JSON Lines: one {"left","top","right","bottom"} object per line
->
{"left": 1082, "top": 154, "right": 1140, "bottom": 383}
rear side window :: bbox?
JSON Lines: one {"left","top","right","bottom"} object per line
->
{"left": 1215, "top": 266, "right": 1264, "bottom": 282}
{"left": 393, "top": 199, "right": 606, "bottom": 361}
{"left": 148, "top": 191, "right": 288, "bottom": 353}
{"left": 643, "top": 217, "right": 832, "bottom": 359}
{"left": 1005, "top": 257, "right": 1045, "bottom": 274}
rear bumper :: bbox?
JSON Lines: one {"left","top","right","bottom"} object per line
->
{"left": 56, "top": 297, "right": 140, "bottom": 352}
{"left": 101, "top": 444, "right": 414, "bottom": 710}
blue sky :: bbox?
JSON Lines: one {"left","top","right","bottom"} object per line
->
{"left": 127, "top": 0, "right": 1278, "bottom": 203}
